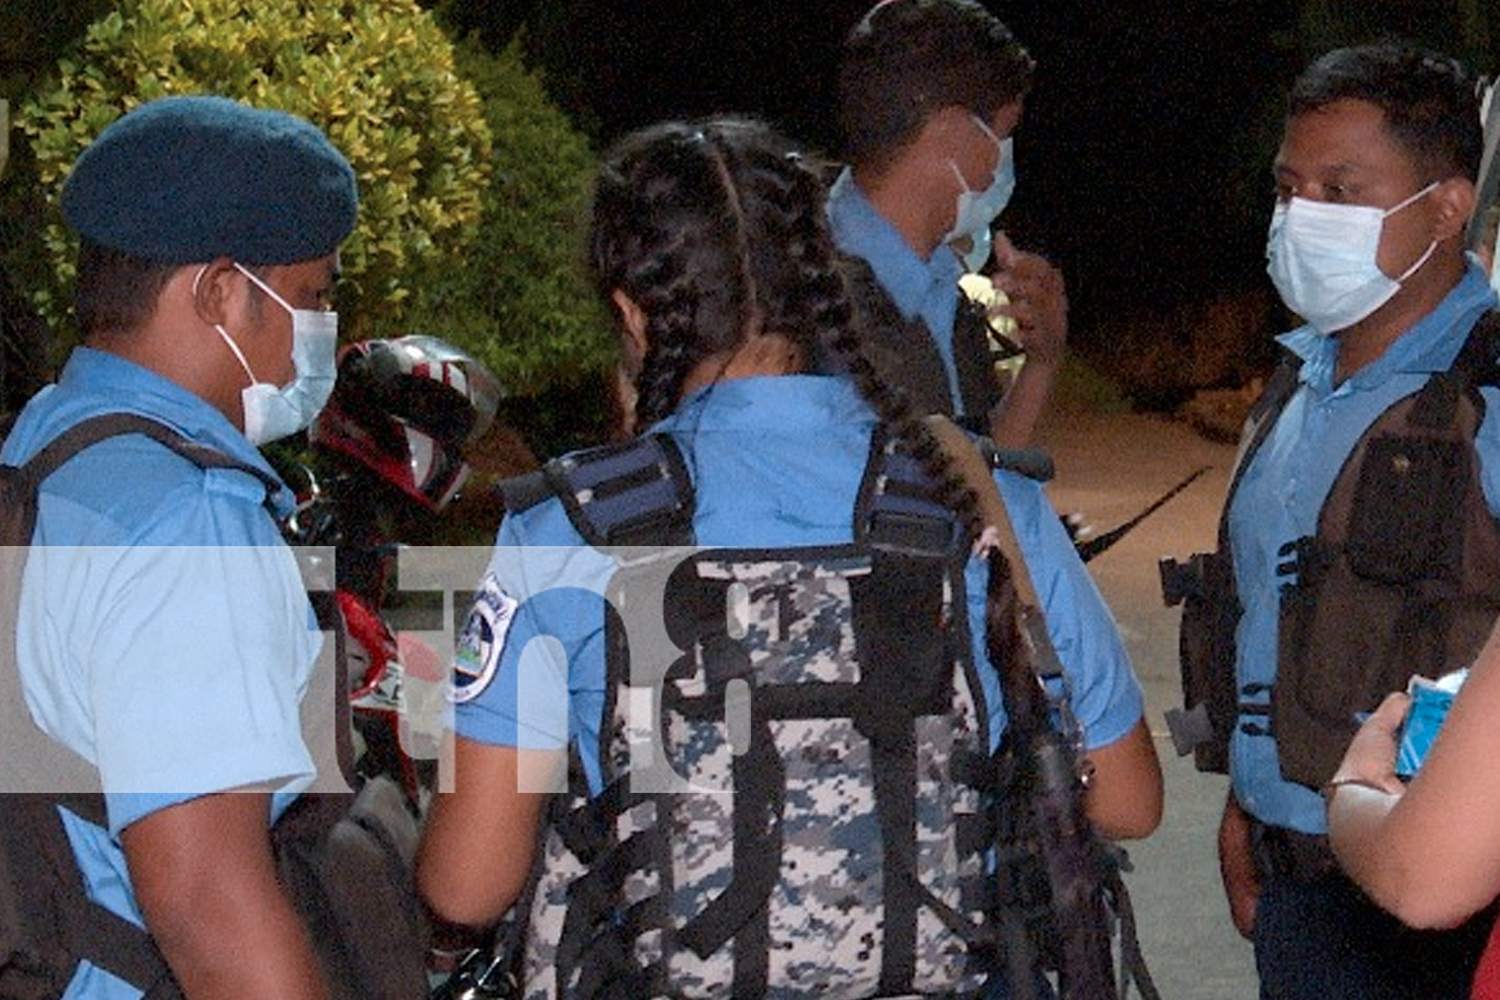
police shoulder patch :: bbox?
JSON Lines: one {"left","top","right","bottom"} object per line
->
{"left": 451, "top": 572, "right": 519, "bottom": 704}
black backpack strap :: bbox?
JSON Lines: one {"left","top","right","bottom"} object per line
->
{"left": 1220, "top": 347, "right": 1303, "bottom": 548}
{"left": 0, "top": 798, "right": 183, "bottom": 998}
{"left": 496, "top": 469, "right": 554, "bottom": 515}
{"left": 1452, "top": 309, "right": 1500, "bottom": 388}
{"left": 0, "top": 414, "right": 277, "bottom": 998}
{"left": 1410, "top": 309, "right": 1500, "bottom": 429}
{"left": 20, "top": 412, "right": 280, "bottom": 510}
{"left": 856, "top": 424, "right": 965, "bottom": 557}
{"left": 542, "top": 436, "right": 695, "bottom": 548}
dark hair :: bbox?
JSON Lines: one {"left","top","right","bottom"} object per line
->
{"left": 589, "top": 117, "right": 981, "bottom": 537}
{"left": 74, "top": 239, "right": 177, "bottom": 340}
{"left": 1289, "top": 43, "right": 1483, "bottom": 183}
{"left": 836, "top": 0, "right": 1035, "bottom": 169}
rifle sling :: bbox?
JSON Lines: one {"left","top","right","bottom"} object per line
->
{"left": 926, "top": 416, "right": 1059, "bottom": 686}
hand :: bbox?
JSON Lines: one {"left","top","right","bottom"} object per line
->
{"left": 989, "top": 232, "right": 1067, "bottom": 366}
{"left": 1218, "top": 793, "right": 1260, "bottom": 941}
{"left": 1327, "top": 691, "right": 1410, "bottom": 797}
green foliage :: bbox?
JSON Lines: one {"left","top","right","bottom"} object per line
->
{"left": 20, "top": 0, "right": 492, "bottom": 341}
{"left": 391, "top": 36, "right": 613, "bottom": 398}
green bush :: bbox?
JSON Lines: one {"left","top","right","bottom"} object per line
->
{"left": 394, "top": 36, "right": 613, "bottom": 399}
{"left": 21, "top": 0, "right": 492, "bottom": 341}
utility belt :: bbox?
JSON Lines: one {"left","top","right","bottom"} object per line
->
{"left": 1248, "top": 818, "right": 1336, "bottom": 884}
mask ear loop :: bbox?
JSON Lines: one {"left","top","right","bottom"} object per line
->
{"left": 1382, "top": 181, "right": 1442, "bottom": 219}
{"left": 950, "top": 115, "right": 1005, "bottom": 194}
{"left": 970, "top": 114, "right": 1003, "bottom": 148}
{"left": 233, "top": 261, "right": 298, "bottom": 315}
{"left": 195, "top": 263, "right": 259, "bottom": 386}
{"left": 1384, "top": 182, "right": 1443, "bottom": 283}
{"left": 1396, "top": 239, "right": 1439, "bottom": 282}
{"left": 949, "top": 160, "right": 974, "bottom": 193}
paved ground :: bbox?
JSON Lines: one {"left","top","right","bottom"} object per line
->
{"left": 1036, "top": 406, "right": 1260, "bottom": 1000}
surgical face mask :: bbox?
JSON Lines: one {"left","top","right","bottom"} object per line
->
{"left": 1265, "top": 182, "right": 1439, "bottom": 334}
{"left": 943, "top": 117, "right": 1016, "bottom": 270}
{"left": 202, "top": 263, "right": 339, "bottom": 445}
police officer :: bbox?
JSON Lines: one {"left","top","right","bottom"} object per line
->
{"left": 416, "top": 117, "right": 1161, "bottom": 999}
{"left": 1210, "top": 44, "right": 1500, "bottom": 1000}
{"left": 1, "top": 95, "right": 357, "bottom": 998}
{"left": 829, "top": 0, "right": 1068, "bottom": 450}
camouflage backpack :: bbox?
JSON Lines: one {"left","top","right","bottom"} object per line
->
{"left": 497, "top": 428, "right": 1005, "bottom": 1000}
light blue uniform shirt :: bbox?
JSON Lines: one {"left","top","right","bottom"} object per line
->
{"left": 1, "top": 348, "right": 321, "bottom": 999}
{"left": 454, "top": 376, "right": 1143, "bottom": 795}
{"left": 827, "top": 168, "right": 970, "bottom": 414}
{"left": 1228, "top": 261, "right": 1500, "bottom": 834}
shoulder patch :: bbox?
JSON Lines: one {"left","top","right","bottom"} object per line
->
{"left": 451, "top": 573, "right": 519, "bottom": 704}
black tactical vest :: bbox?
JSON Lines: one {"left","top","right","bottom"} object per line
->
{"left": 839, "top": 257, "right": 1002, "bottom": 433}
{"left": 1273, "top": 313, "right": 1500, "bottom": 788}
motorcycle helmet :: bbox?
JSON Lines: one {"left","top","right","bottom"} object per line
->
{"left": 309, "top": 335, "right": 502, "bottom": 512}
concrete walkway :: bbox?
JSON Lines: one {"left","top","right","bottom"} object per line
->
{"left": 1039, "top": 406, "right": 1259, "bottom": 1000}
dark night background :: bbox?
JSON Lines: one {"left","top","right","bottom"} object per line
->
{"left": 443, "top": 0, "right": 1493, "bottom": 375}
{"left": 3, "top": 0, "right": 1495, "bottom": 404}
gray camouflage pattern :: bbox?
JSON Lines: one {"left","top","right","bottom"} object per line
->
{"left": 522, "top": 551, "right": 992, "bottom": 999}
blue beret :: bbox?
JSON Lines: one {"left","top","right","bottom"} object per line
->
{"left": 61, "top": 95, "right": 359, "bottom": 265}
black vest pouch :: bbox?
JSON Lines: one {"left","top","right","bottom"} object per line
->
{"left": 1344, "top": 434, "right": 1468, "bottom": 584}
{"left": 1162, "top": 549, "right": 1240, "bottom": 774}
{"left": 1276, "top": 433, "right": 1478, "bottom": 789}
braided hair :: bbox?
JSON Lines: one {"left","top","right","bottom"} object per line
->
{"left": 589, "top": 117, "right": 982, "bottom": 539}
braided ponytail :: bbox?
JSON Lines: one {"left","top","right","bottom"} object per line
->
{"left": 589, "top": 117, "right": 984, "bottom": 539}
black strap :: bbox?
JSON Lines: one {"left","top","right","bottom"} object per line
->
{"left": 1410, "top": 309, "right": 1500, "bottom": 430}
{"left": 18, "top": 412, "right": 278, "bottom": 505}
{"left": 856, "top": 426, "right": 964, "bottom": 556}
{"left": 0, "top": 798, "right": 180, "bottom": 996}
{"left": 670, "top": 712, "right": 786, "bottom": 972}
{"left": 0, "top": 414, "right": 277, "bottom": 996}
{"left": 1222, "top": 308, "right": 1500, "bottom": 548}
{"left": 1451, "top": 309, "right": 1500, "bottom": 388}
{"left": 1220, "top": 349, "right": 1303, "bottom": 550}
{"left": 1107, "top": 856, "right": 1163, "bottom": 1000}
{"left": 545, "top": 425, "right": 970, "bottom": 994}
{"left": 544, "top": 436, "right": 695, "bottom": 549}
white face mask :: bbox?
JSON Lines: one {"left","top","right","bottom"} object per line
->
{"left": 1265, "top": 182, "right": 1439, "bottom": 334}
{"left": 201, "top": 263, "right": 339, "bottom": 445}
{"left": 943, "top": 117, "right": 1016, "bottom": 270}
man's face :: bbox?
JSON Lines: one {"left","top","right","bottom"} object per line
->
{"left": 1272, "top": 97, "right": 1438, "bottom": 281}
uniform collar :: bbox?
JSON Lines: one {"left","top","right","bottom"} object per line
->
{"left": 827, "top": 167, "right": 964, "bottom": 321}
{"left": 1277, "top": 258, "right": 1500, "bottom": 393}
{"left": 650, "top": 374, "right": 874, "bottom": 436}
{"left": 58, "top": 347, "right": 291, "bottom": 512}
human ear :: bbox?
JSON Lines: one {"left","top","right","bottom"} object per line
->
{"left": 1431, "top": 178, "right": 1477, "bottom": 242}
{"left": 189, "top": 258, "right": 243, "bottom": 327}
{"left": 610, "top": 289, "right": 649, "bottom": 372}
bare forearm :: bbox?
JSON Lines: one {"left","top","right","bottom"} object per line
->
{"left": 987, "top": 356, "right": 1059, "bottom": 451}
{"left": 124, "top": 792, "right": 328, "bottom": 1000}
{"left": 1326, "top": 689, "right": 1500, "bottom": 928}
{"left": 987, "top": 236, "right": 1067, "bottom": 452}
{"left": 1324, "top": 783, "right": 1433, "bottom": 921}
{"left": 1083, "top": 718, "right": 1163, "bottom": 840}
{"left": 153, "top": 891, "right": 328, "bottom": 999}
{"left": 416, "top": 740, "right": 550, "bottom": 929}
{"left": 1218, "top": 790, "right": 1259, "bottom": 939}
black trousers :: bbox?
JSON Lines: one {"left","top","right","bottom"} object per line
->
{"left": 1253, "top": 857, "right": 1493, "bottom": 1000}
